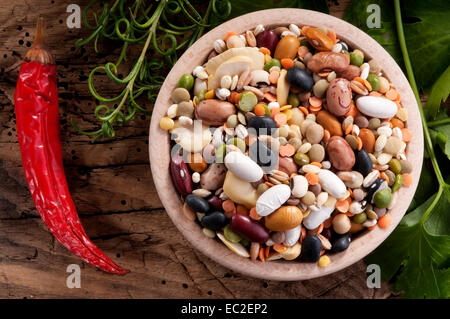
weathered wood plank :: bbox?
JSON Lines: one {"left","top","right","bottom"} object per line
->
{"left": 0, "top": 0, "right": 396, "bottom": 298}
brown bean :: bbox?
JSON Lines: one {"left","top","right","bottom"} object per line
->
{"left": 277, "top": 156, "right": 298, "bottom": 175}
{"left": 336, "top": 65, "right": 361, "bottom": 81}
{"left": 306, "top": 52, "right": 349, "bottom": 73}
{"left": 326, "top": 78, "right": 352, "bottom": 117}
{"left": 274, "top": 36, "right": 300, "bottom": 60}
{"left": 265, "top": 206, "right": 303, "bottom": 231}
{"left": 304, "top": 27, "right": 334, "bottom": 51}
{"left": 200, "top": 163, "right": 227, "bottom": 190}
{"left": 316, "top": 110, "right": 343, "bottom": 137}
{"left": 359, "top": 128, "right": 375, "bottom": 153}
{"left": 195, "top": 99, "right": 236, "bottom": 126}
{"left": 326, "top": 136, "right": 355, "bottom": 171}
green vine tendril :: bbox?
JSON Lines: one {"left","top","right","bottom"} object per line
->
{"left": 71, "top": 0, "right": 231, "bottom": 141}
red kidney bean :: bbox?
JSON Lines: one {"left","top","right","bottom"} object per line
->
{"left": 256, "top": 30, "right": 279, "bottom": 54}
{"left": 207, "top": 195, "right": 223, "bottom": 210}
{"left": 170, "top": 154, "right": 193, "bottom": 196}
{"left": 230, "top": 213, "right": 269, "bottom": 243}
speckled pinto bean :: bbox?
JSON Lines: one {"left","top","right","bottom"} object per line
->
{"left": 326, "top": 78, "right": 352, "bottom": 117}
{"left": 164, "top": 22, "right": 413, "bottom": 266}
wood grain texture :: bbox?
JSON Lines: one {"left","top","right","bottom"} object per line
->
{"left": 0, "top": 0, "right": 399, "bottom": 298}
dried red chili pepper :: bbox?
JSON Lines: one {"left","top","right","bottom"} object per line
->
{"left": 14, "top": 18, "right": 128, "bottom": 275}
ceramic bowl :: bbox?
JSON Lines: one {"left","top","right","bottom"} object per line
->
{"left": 149, "top": 8, "right": 423, "bottom": 281}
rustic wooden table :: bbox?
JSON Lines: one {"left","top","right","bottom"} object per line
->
{"left": 0, "top": 0, "right": 397, "bottom": 298}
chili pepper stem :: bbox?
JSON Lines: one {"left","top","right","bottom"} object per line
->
{"left": 25, "top": 17, "right": 54, "bottom": 65}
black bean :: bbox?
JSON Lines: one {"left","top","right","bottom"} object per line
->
{"left": 364, "top": 178, "right": 386, "bottom": 203}
{"left": 249, "top": 140, "right": 278, "bottom": 172}
{"left": 355, "top": 149, "right": 373, "bottom": 176}
{"left": 201, "top": 212, "right": 227, "bottom": 231}
{"left": 248, "top": 116, "right": 277, "bottom": 136}
{"left": 185, "top": 194, "right": 210, "bottom": 213}
{"left": 301, "top": 235, "right": 322, "bottom": 262}
{"left": 286, "top": 67, "right": 314, "bottom": 91}
{"left": 332, "top": 234, "right": 351, "bottom": 252}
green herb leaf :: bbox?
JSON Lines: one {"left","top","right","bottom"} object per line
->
{"left": 228, "top": 0, "right": 328, "bottom": 19}
{"left": 402, "top": 0, "right": 450, "bottom": 90}
{"left": 344, "top": 0, "right": 450, "bottom": 90}
{"left": 342, "top": 0, "right": 403, "bottom": 65}
{"left": 430, "top": 124, "right": 450, "bottom": 160}
{"left": 408, "top": 162, "right": 436, "bottom": 212}
{"left": 426, "top": 65, "right": 450, "bottom": 119}
{"left": 366, "top": 188, "right": 450, "bottom": 298}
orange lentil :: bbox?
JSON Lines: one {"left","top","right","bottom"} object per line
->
{"left": 348, "top": 187, "right": 354, "bottom": 198}
{"left": 380, "top": 172, "right": 390, "bottom": 184}
{"left": 222, "top": 199, "right": 236, "bottom": 213}
{"left": 353, "top": 77, "right": 366, "bottom": 85}
{"left": 344, "top": 123, "right": 353, "bottom": 135}
{"left": 259, "top": 47, "right": 271, "bottom": 56}
{"left": 274, "top": 113, "right": 288, "bottom": 126}
{"left": 273, "top": 244, "right": 288, "bottom": 254}
{"left": 323, "top": 129, "right": 330, "bottom": 143}
{"left": 335, "top": 198, "right": 350, "bottom": 213}
{"left": 327, "top": 29, "right": 337, "bottom": 43}
{"left": 323, "top": 217, "right": 332, "bottom": 229}
{"left": 268, "top": 70, "right": 280, "bottom": 84}
{"left": 229, "top": 91, "right": 240, "bottom": 104}
{"left": 367, "top": 225, "right": 377, "bottom": 231}
{"left": 265, "top": 245, "right": 271, "bottom": 258}
{"left": 264, "top": 92, "right": 277, "bottom": 102}
{"left": 310, "top": 161, "right": 322, "bottom": 168}
{"left": 386, "top": 88, "right": 400, "bottom": 101}
{"left": 346, "top": 212, "right": 355, "bottom": 217}
{"left": 281, "top": 58, "right": 295, "bottom": 69}
{"left": 270, "top": 107, "right": 281, "bottom": 118}
{"left": 345, "top": 102, "right": 359, "bottom": 118}
{"left": 320, "top": 249, "right": 325, "bottom": 256}
{"left": 224, "top": 31, "right": 238, "bottom": 41}
{"left": 391, "top": 118, "right": 405, "bottom": 129}
{"left": 254, "top": 104, "right": 266, "bottom": 116}
{"left": 259, "top": 247, "right": 265, "bottom": 262}
{"left": 369, "top": 91, "right": 382, "bottom": 97}
{"left": 356, "top": 136, "right": 363, "bottom": 150}
{"left": 402, "top": 173, "right": 413, "bottom": 187}
{"left": 309, "top": 96, "right": 323, "bottom": 108}
{"left": 279, "top": 144, "right": 296, "bottom": 157}
{"left": 315, "top": 223, "right": 324, "bottom": 235}
{"left": 318, "top": 71, "right": 331, "bottom": 77}
{"left": 363, "top": 79, "right": 372, "bottom": 91}
{"left": 249, "top": 207, "right": 262, "bottom": 221}
{"left": 401, "top": 128, "right": 413, "bottom": 142}
{"left": 297, "top": 46, "right": 309, "bottom": 59}
{"left": 300, "top": 226, "right": 306, "bottom": 242}
{"left": 301, "top": 25, "right": 310, "bottom": 33}
{"left": 305, "top": 172, "right": 319, "bottom": 185}
{"left": 378, "top": 215, "right": 392, "bottom": 229}
{"left": 299, "top": 106, "right": 309, "bottom": 116}
{"left": 236, "top": 205, "right": 249, "bottom": 216}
